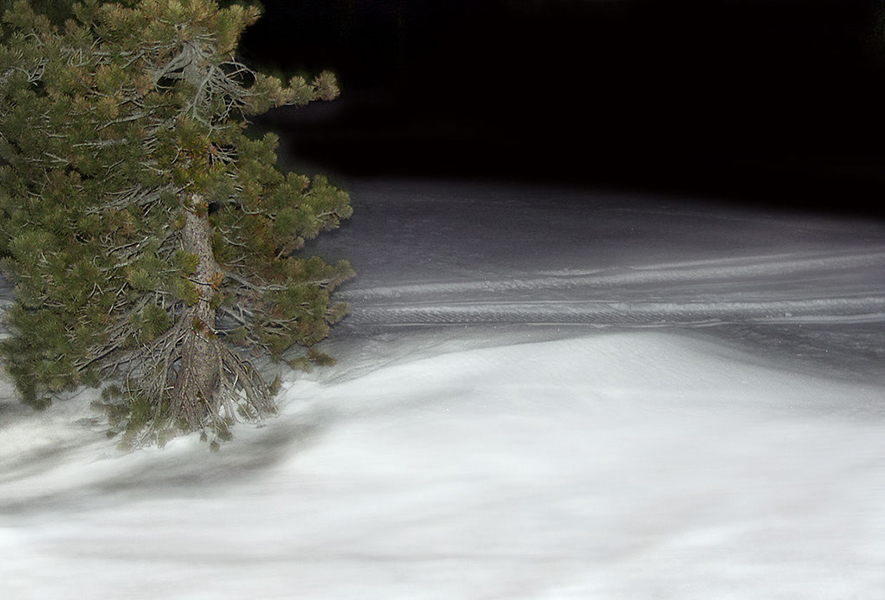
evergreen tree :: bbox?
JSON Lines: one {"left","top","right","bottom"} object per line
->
{"left": 0, "top": 0, "right": 353, "bottom": 448}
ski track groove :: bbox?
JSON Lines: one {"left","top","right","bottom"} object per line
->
{"left": 349, "top": 297, "right": 885, "bottom": 326}
{"left": 345, "top": 250, "right": 885, "bottom": 300}
{"left": 342, "top": 250, "right": 885, "bottom": 326}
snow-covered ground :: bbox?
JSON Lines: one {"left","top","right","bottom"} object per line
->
{"left": 2, "top": 179, "right": 885, "bottom": 599}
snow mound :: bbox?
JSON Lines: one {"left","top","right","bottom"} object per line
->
{"left": 2, "top": 330, "right": 883, "bottom": 599}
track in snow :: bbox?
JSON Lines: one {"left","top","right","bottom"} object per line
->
{"left": 348, "top": 297, "right": 885, "bottom": 326}
{"left": 343, "top": 250, "right": 885, "bottom": 327}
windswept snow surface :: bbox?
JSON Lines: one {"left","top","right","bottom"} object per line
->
{"left": 2, "top": 180, "right": 885, "bottom": 599}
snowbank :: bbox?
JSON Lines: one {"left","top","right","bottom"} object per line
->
{"left": 2, "top": 328, "right": 883, "bottom": 599}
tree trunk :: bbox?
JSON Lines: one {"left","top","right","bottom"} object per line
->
{"left": 173, "top": 201, "right": 223, "bottom": 428}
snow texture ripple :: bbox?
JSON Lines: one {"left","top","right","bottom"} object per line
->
{"left": 344, "top": 249, "right": 885, "bottom": 326}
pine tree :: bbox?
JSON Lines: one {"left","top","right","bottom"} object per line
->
{"left": 0, "top": 0, "right": 353, "bottom": 448}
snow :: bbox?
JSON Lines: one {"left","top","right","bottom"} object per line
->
{"left": 2, "top": 179, "right": 885, "bottom": 599}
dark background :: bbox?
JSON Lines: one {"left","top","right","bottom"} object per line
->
{"left": 241, "top": 0, "right": 885, "bottom": 215}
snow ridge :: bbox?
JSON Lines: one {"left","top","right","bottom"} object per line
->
{"left": 350, "top": 296, "right": 885, "bottom": 326}
{"left": 343, "top": 250, "right": 885, "bottom": 326}
{"left": 345, "top": 250, "right": 885, "bottom": 300}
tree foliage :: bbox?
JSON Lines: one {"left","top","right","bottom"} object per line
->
{"left": 0, "top": 0, "right": 76, "bottom": 24}
{"left": 0, "top": 0, "right": 353, "bottom": 448}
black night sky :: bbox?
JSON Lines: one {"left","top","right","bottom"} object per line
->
{"left": 241, "top": 0, "right": 885, "bottom": 215}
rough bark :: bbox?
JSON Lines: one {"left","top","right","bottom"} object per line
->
{"left": 119, "top": 196, "right": 277, "bottom": 445}
{"left": 172, "top": 203, "right": 222, "bottom": 428}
